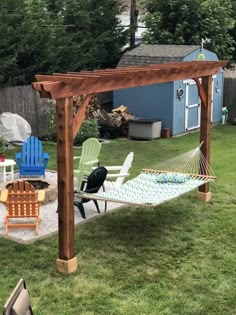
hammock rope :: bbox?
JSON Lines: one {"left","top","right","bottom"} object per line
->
{"left": 147, "top": 142, "right": 215, "bottom": 178}
{"left": 78, "top": 144, "right": 216, "bottom": 207}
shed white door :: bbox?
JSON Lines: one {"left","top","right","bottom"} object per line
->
{"left": 184, "top": 77, "right": 215, "bottom": 131}
{"left": 184, "top": 79, "right": 200, "bottom": 131}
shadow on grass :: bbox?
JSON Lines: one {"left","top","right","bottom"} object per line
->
{"left": 75, "top": 194, "right": 202, "bottom": 268}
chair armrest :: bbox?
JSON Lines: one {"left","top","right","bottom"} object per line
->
{"left": 74, "top": 170, "right": 82, "bottom": 175}
{"left": 92, "top": 165, "right": 121, "bottom": 171}
{"left": 15, "top": 152, "right": 22, "bottom": 165}
{"left": 106, "top": 173, "right": 129, "bottom": 179}
{"left": 103, "top": 166, "right": 122, "bottom": 171}
{"left": 43, "top": 153, "right": 49, "bottom": 168}
{"left": 0, "top": 190, "right": 8, "bottom": 202}
{"left": 43, "top": 152, "right": 49, "bottom": 160}
{"left": 84, "top": 159, "right": 99, "bottom": 166}
{"left": 37, "top": 190, "right": 45, "bottom": 202}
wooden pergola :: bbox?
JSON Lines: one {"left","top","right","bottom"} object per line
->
{"left": 32, "top": 60, "right": 228, "bottom": 274}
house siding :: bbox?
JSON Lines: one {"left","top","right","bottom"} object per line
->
{"left": 113, "top": 82, "right": 173, "bottom": 130}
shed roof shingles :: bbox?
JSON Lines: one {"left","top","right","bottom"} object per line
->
{"left": 118, "top": 44, "right": 200, "bottom": 67}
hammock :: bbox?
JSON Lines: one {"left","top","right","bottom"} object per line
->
{"left": 79, "top": 143, "right": 216, "bottom": 207}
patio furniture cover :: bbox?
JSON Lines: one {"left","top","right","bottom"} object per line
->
{"left": 0, "top": 112, "right": 31, "bottom": 144}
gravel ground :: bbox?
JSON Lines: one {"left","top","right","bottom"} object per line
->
{"left": 0, "top": 170, "right": 122, "bottom": 244}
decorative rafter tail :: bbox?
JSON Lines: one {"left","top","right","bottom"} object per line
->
{"left": 32, "top": 80, "right": 66, "bottom": 99}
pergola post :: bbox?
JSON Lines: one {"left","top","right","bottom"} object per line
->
{"left": 56, "top": 97, "right": 78, "bottom": 274}
{"left": 198, "top": 75, "right": 213, "bottom": 202}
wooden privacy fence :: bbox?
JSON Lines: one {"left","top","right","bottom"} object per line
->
{"left": 0, "top": 85, "right": 50, "bottom": 136}
{"left": 223, "top": 69, "right": 236, "bottom": 123}
{"left": 0, "top": 85, "right": 113, "bottom": 137}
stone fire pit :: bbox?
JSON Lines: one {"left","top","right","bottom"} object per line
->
{"left": 0, "top": 177, "right": 57, "bottom": 205}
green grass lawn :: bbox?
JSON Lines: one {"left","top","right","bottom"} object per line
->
{"left": 1, "top": 124, "right": 236, "bottom": 314}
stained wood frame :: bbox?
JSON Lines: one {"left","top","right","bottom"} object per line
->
{"left": 32, "top": 60, "right": 228, "bottom": 274}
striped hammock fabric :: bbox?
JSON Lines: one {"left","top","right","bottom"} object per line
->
{"left": 80, "top": 171, "right": 214, "bottom": 206}
{"left": 79, "top": 143, "right": 216, "bottom": 207}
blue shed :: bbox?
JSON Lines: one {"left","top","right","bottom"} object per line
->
{"left": 113, "top": 44, "right": 224, "bottom": 136}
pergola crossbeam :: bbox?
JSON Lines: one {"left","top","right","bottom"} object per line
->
{"left": 33, "top": 61, "right": 226, "bottom": 99}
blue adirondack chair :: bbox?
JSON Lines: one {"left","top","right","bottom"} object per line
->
{"left": 16, "top": 136, "right": 49, "bottom": 177}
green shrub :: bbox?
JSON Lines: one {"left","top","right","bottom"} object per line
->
{"left": 75, "top": 119, "right": 100, "bottom": 144}
{"left": 0, "top": 135, "right": 7, "bottom": 153}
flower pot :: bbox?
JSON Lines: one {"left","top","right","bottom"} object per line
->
{"left": 0, "top": 153, "right": 5, "bottom": 162}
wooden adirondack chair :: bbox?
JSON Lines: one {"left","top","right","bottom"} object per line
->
{"left": 16, "top": 136, "right": 49, "bottom": 178}
{"left": 74, "top": 138, "right": 101, "bottom": 189}
{"left": 102, "top": 152, "right": 134, "bottom": 190}
{"left": 0, "top": 181, "right": 45, "bottom": 235}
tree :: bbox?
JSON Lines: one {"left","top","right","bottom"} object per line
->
{"left": 200, "top": 0, "right": 235, "bottom": 61}
{"left": 143, "top": 0, "right": 235, "bottom": 61}
{"left": 52, "top": 0, "right": 128, "bottom": 72}
{"left": 0, "top": 0, "right": 128, "bottom": 86}
{"left": 0, "top": 0, "right": 57, "bottom": 86}
{"left": 229, "top": 0, "right": 236, "bottom": 61}
{"left": 0, "top": 0, "right": 29, "bottom": 85}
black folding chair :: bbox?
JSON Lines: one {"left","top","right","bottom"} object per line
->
{"left": 74, "top": 166, "right": 107, "bottom": 219}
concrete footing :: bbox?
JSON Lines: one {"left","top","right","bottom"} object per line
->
{"left": 197, "top": 191, "right": 212, "bottom": 202}
{"left": 56, "top": 256, "right": 78, "bottom": 274}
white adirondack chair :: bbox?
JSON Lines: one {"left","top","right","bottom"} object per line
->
{"left": 103, "top": 152, "right": 134, "bottom": 190}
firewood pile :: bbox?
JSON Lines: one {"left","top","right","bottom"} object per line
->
{"left": 73, "top": 95, "right": 134, "bottom": 136}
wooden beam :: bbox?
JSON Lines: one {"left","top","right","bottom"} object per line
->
{"left": 32, "top": 81, "right": 66, "bottom": 99}
{"left": 56, "top": 97, "right": 78, "bottom": 274}
{"left": 198, "top": 76, "right": 212, "bottom": 197}
{"left": 73, "top": 94, "right": 94, "bottom": 139}
{"left": 34, "top": 61, "right": 226, "bottom": 99}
